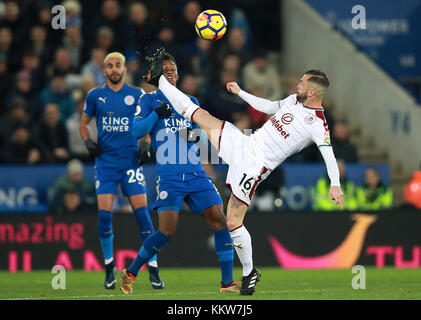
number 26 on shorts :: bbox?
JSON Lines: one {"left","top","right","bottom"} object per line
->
{"left": 127, "top": 168, "right": 146, "bottom": 186}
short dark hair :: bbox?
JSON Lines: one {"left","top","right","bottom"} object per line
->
{"left": 305, "top": 69, "right": 329, "bottom": 88}
{"left": 163, "top": 52, "right": 177, "bottom": 67}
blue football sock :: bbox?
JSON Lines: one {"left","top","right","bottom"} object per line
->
{"left": 134, "top": 207, "right": 158, "bottom": 265}
{"left": 128, "top": 231, "right": 170, "bottom": 276}
{"left": 98, "top": 210, "right": 114, "bottom": 262}
{"left": 214, "top": 228, "right": 234, "bottom": 285}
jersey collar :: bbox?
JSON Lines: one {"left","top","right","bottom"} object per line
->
{"left": 106, "top": 81, "right": 127, "bottom": 93}
{"left": 303, "top": 104, "right": 324, "bottom": 111}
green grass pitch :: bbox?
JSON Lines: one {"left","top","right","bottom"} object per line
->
{"left": 1, "top": 267, "right": 420, "bottom": 300}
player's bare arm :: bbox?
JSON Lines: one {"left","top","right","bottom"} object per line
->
{"left": 79, "top": 114, "right": 92, "bottom": 141}
{"left": 80, "top": 114, "right": 102, "bottom": 158}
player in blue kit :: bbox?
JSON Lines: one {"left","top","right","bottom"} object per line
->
{"left": 119, "top": 52, "right": 239, "bottom": 294}
{"left": 79, "top": 52, "right": 164, "bottom": 290}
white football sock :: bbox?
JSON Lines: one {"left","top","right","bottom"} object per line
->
{"left": 230, "top": 225, "right": 253, "bottom": 277}
{"left": 158, "top": 75, "right": 199, "bottom": 120}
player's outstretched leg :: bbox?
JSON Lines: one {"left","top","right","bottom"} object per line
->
{"left": 158, "top": 75, "right": 224, "bottom": 149}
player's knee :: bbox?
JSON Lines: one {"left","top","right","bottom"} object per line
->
{"left": 226, "top": 219, "right": 241, "bottom": 232}
{"left": 208, "top": 218, "right": 227, "bottom": 231}
{"left": 159, "top": 227, "right": 176, "bottom": 238}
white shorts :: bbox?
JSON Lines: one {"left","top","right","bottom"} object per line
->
{"left": 218, "top": 121, "right": 271, "bottom": 206}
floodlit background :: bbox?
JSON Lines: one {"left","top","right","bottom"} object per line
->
{"left": 0, "top": 0, "right": 420, "bottom": 273}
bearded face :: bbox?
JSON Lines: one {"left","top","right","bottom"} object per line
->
{"left": 106, "top": 70, "right": 124, "bottom": 84}
{"left": 296, "top": 90, "right": 307, "bottom": 103}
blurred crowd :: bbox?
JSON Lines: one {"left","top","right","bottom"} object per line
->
{"left": 1, "top": 0, "right": 414, "bottom": 213}
{"left": 0, "top": 0, "right": 285, "bottom": 164}
{"left": 0, "top": 0, "right": 359, "bottom": 166}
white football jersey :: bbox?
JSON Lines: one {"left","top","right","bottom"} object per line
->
{"left": 246, "top": 94, "right": 331, "bottom": 171}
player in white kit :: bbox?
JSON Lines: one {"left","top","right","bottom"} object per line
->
{"left": 144, "top": 49, "right": 343, "bottom": 295}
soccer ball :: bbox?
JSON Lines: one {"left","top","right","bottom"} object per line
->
{"left": 195, "top": 10, "right": 227, "bottom": 41}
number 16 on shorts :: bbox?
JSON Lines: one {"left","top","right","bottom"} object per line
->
{"left": 239, "top": 173, "right": 255, "bottom": 198}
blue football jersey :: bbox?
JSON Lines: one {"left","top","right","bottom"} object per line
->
{"left": 83, "top": 83, "right": 144, "bottom": 171}
{"left": 136, "top": 89, "right": 204, "bottom": 176}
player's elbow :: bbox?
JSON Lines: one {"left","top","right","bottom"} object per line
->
{"left": 132, "top": 126, "right": 148, "bottom": 139}
{"left": 132, "top": 119, "right": 149, "bottom": 139}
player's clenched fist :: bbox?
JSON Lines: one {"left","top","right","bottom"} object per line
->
{"left": 154, "top": 103, "right": 173, "bottom": 118}
{"left": 226, "top": 82, "right": 241, "bottom": 95}
{"left": 329, "top": 186, "right": 344, "bottom": 210}
{"left": 84, "top": 138, "right": 102, "bottom": 158}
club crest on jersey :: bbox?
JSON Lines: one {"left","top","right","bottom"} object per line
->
{"left": 159, "top": 191, "right": 168, "bottom": 200}
{"left": 124, "top": 95, "right": 135, "bottom": 105}
{"left": 281, "top": 113, "right": 294, "bottom": 125}
{"left": 305, "top": 114, "right": 316, "bottom": 124}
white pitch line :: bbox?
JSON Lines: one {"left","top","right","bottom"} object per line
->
{"left": 5, "top": 289, "right": 346, "bottom": 300}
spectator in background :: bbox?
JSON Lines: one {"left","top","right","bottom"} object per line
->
{"left": 62, "top": 23, "right": 83, "bottom": 71}
{"left": 216, "top": 27, "right": 251, "bottom": 66}
{"left": 180, "top": 73, "right": 204, "bottom": 103}
{"left": 312, "top": 159, "right": 358, "bottom": 211}
{"left": 124, "top": 50, "right": 141, "bottom": 86}
{"left": 127, "top": 1, "right": 155, "bottom": 52}
{"left": 48, "top": 158, "right": 96, "bottom": 212}
{"left": 40, "top": 68, "right": 75, "bottom": 121}
{"left": 204, "top": 69, "right": 247, "bottom": 123}
{"left": 90, "top": 0, "right": 129, "bottom": 52}
{"left": 185, "top": 38, "right": 213, "bottom": 82}
{"left": 62, "top": 0, "right": 83, "bottom": 33}
{"left": 79, "top": 72, "right": 96, "bottom": 97}
{"left": 35, "top": 103, "right": 70, "bottom": 163}
{"left": 49, "top": 47, "right": 77, "bottom": 77}
{"left": 1, "top": 0, "right": 29, "bottom": 54}
{"left": 242, "top": 49, "right": 282, "bottom": 101}
{"left": 331, "top": 121, "right": 359, "bottom": 163}
{"left": 0, "top": 27, "right": 20, "bottom": 73}
{"left": 6, "top": 70, "right": 40, "bottom": 119}
{"left": 35, "top": 2, "right": 63, "bottom": 47}
{"left": 66, "top": 89, "right": 97, "bottom": 162}
{"left": 20, "top": 51, "right": 46, "bottom": 92}
{"left": 0, "top": 53, "right": 12, "bottom": 113}
{"left": 0, "top": 97, "right": 32, "bottom": 147}
{"left": 174, "top": 1, "right": 201, "bottom": 44}
{"left": 27, "top": 24, "right": 53, "bottom": 68}
{"left": 81, "top": 47, "right": 106, "bottom": 87}
{"left": 222, "top": 52, "right": 242, "bottom": 75}
{"left": 1, "top": 122, "right": 42, "bottom": 164}
{"left": 403, "top": 170, "right": 421, "bottom": 210}
{"left": 55, "top": 189, "right": 86, "bottom": 214}
{"left": 356, "top": 167, "right": 393, "bottom": 210}
{"left": 95, "top": 26, "right": 116, "bottom": 53}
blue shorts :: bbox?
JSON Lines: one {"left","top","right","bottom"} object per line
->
{"left": 154, "top": 171, "right": 223, "bottom": 214}
{"left": 95, "top": 166, "right": 147, "bottom": 197}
